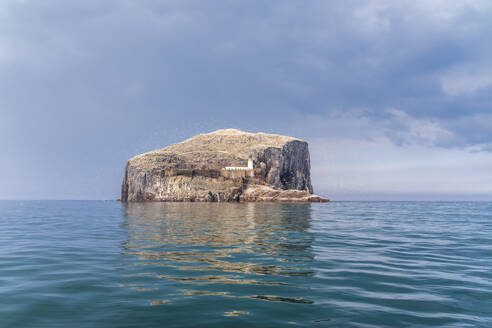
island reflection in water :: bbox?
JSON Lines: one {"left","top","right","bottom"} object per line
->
{"left": 121, "top": 202, "right": 315, "bottom": 304}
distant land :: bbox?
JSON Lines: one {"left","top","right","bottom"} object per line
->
{"left": 121, "top": 129, "right": 329, "bottom": 202}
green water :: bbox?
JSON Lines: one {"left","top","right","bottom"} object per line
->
{"left": 1, "top": 201, "right": 491, "bottom": 327}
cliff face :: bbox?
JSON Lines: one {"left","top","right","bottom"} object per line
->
{"left": 121, "top": 129, "right": 328, "bottom": 202}
{"left": 257, "top": 140, "right": 312, "bottom": 193}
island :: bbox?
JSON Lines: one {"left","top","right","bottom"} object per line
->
{"left": 121, "top": 129, "right": 329, "bottom": 202}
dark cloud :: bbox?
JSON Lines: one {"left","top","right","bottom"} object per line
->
{"left": 1, "top": 0, "right": 491, "bottom": 199}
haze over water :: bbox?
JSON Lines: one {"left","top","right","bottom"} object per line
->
{"left": 1, "top": 201, "right": 491, "bottom": 327}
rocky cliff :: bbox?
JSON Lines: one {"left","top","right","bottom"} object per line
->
{"left": 121, "top": 129, "right": 328, "bottom": 202}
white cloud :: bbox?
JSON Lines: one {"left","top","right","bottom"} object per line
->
{"left": 385, "top": 109, "right": 453, "bottom": 144}
{"left": 289, "top": 109, "right": 453, "bottom": 147}
{"left": 441, "top": 68, "right": 492, "bottom": 96}
{"left": 309, "top": 136, "right": 492, "bottom": 199}
{"left": 352, "top": 0, "right": 492, "bottom": 36}
{"left": 352, "top": 1, "right": 392, "bottom": 35}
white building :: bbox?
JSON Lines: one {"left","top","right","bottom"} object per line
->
{"left": 225, "top": 155, "right": 253, "bottom": 170}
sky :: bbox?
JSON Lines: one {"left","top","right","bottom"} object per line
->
{"left": 1, "top": 0, "right": 491, "bottom": 200}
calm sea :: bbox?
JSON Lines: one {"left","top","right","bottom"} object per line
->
{"left": 1, "top": 201, "right": 491, "bottom": 327}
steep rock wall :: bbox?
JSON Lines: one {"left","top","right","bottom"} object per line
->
{"left": 122, "top": 166, "right": 244, "bottom": 202}
{"left": 255, "top": 140, "right": 312, "bottom": 193}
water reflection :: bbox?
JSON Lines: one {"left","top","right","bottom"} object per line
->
{"left": 121, "top": 202, "right": 315, "bottom": 304}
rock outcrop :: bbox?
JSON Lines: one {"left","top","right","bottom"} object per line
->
{"left": 121, "top": 129, "right": 328, "bottom": 202}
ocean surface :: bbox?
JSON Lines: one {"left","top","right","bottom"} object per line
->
{"left": 1, "top": 201, "right": 491, "bottom": 327}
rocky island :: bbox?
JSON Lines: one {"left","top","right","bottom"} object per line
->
{"left": 121, "top": 129, "right": 328, "bottom": 202}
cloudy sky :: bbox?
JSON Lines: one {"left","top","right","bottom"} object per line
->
{"left": 1, "top": 0, "right": 491, "bottom": 200}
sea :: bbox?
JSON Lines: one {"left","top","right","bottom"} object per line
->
{"left": 1, "top": 201, "right": 491, "bottom": 327}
